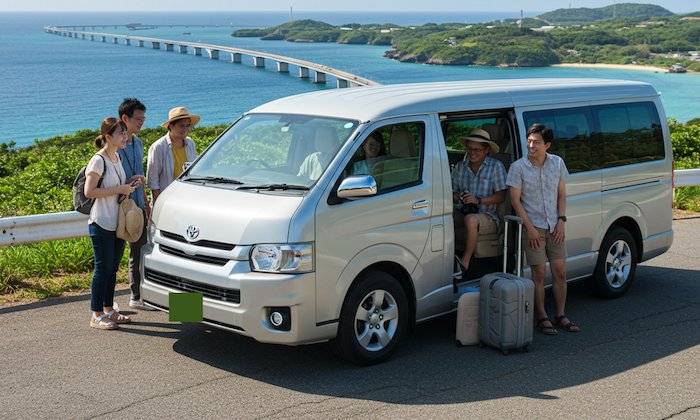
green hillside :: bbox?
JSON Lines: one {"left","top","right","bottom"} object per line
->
{"left": 539, "top": 3, "right": 674, "bottom": 24}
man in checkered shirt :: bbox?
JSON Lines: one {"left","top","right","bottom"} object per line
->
{"left": 452, "top": 129, "right": 507, "bottom": 272}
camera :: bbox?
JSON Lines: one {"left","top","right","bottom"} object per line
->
{"left": 459, "top": 190, "right": 479, "bottom": 214}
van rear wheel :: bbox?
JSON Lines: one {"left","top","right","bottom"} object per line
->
{"left": 586, "top": 227, "right": 637, "bottom": 299}
{"left": 330, "top": 270, "right": 408, "bottom": 366}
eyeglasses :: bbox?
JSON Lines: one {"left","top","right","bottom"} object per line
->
{"left": 466, "top": 147, "right": 486, "bottom": 153}
{"left": 130, "top": 116, "right": 146, "bottom": 122}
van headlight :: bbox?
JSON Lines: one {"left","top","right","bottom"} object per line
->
{"left": 250, "top": 244, "right": 313, "bottom": 273}
{"left": 148, "top": 220, "right": 157, "bottom": 245}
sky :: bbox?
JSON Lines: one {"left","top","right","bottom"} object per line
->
{"left": 2, "top": 1, "right": 698, "bottom": 13}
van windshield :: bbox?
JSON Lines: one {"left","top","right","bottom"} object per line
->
{"left": 185, "top": 114, "right": 359, "bottom": 189}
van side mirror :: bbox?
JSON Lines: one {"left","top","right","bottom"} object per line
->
{"left": 337, "top": 175, "right": 377, "bottom": 200}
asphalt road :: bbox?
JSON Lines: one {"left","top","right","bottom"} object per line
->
{"left": 2, "top": 217, "right": 700, "bottom": 419}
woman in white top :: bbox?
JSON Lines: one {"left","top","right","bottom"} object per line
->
{"left": 351, "top": 131, "right": 388, "bottom": 175}
{"left": 84, "top": 117, "right": 144, "bottom": 330}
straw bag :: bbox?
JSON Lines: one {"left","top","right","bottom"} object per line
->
{"left": 116, "top": 194, "right": 144, "bottom": 243}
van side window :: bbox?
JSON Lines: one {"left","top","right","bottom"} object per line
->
{"left": 592, "top": 102, "right": 665, "bottom": 168}
{"left": 524, "top": 107, "right": 597, "bottom": 174}
{"left": 342, "top": 122, "right": 424, "bottom": 192}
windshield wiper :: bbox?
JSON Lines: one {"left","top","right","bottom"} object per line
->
{"left": 238, "top": 183, "right": 309, "bottom": 191}
{"left": 183, "top": 176, "right": 243, "bottom": 184}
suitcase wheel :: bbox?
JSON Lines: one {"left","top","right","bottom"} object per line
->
{"left": 523, "top": 345, "right": 530, "bottom": 353}
{"left": 502, "top": 348, "right": 509, "bottom": 356}
{"left": 456, "top": 340, "right": 463, "bottom": 348}
{"left": 478, "top": 339, "right": 484, "bottom": 348}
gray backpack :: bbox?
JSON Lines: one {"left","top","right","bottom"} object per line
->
{"left": 73, "top": 155, "right": 106, "bottom": 215}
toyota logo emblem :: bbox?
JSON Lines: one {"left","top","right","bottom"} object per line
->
{"left": 186, "top": 225, "right": 200, "bottom": 240}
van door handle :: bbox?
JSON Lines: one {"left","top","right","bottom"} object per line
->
{"left": 413, "top": 200, "right": 429, "bottom": 209}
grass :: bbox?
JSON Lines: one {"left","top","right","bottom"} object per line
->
{"left": 0, "top": 237, "right": 129, "bottom": 303}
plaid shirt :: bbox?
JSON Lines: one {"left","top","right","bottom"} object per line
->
{"left": 507, "top": 153, "right": 568, "bottom": 233}
{"left": 452, "top": 156, "right": 507, "bottom": 225}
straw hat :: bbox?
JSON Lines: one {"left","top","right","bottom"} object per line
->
{"left": 161, "top": 107, "right": 201, "bottom": 128}
{"left": 457, "top": 128, "right": 499, "bottom": 155}
{"left": 116, "top": 198, "right": 144, "bottom": 243}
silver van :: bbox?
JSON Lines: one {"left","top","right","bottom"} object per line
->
{"left": 141, "top": 79, "right": 673, "bottom": 365}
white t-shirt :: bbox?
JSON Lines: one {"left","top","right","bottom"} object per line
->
{"left": 86, "top": 152, "right": 126, "bottom": 231}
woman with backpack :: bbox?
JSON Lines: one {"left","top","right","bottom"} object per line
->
{"left": 84, "top": 117, "right": 145, "bottom": 329}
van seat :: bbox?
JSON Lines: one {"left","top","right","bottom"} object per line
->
{"left": 455, "top": 189, "right": 511, "bottom": 259}
{"left": 371, "top": 130, "right": 420, "bottom": 190}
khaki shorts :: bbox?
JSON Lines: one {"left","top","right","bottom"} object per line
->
{"left": 453, "top": 208, "right": 498, "bottom": 235}
{"left": 522, "top": 226, "right": 568, "bottom": 266}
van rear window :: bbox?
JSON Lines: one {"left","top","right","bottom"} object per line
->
{"left": 524, "top": 101, "right": 664, "bottom": 173}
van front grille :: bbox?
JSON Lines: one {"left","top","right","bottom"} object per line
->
{"left": 160, "top": 245, "right": 229, "bottom": 266}
{"left": 160, "top": 230, "right": 235, "bottom": 251}
{"left": 145, "top": 268, "right": 241, "bottom": 304}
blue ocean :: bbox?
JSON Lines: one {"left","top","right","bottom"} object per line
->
{"left": 2, "top": 11, "right": 699, "bottom": 148}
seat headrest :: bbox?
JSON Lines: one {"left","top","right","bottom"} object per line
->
{"left": 389, "top": 130, "right": 417, "bottom": 158}
{"left": 481, "top": 123, "right": 503, "bottom": 143}
{"left": 315, "top": 126, "right": 340, "bottom": 154}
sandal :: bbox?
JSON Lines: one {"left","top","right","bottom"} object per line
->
{"left": 106, "top": 309, "right": 131, "bottom": 324}
{"left": 537, "top": 318, "right": 558, "bottom": 335}
{"left": 91, "top": 314, "right": 119, "bottom": 330}
{"left": 554, "top": 314, "right": 580, "bottom": 332}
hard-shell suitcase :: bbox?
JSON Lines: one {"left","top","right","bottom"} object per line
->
{"left": 455, "top": 291, "right": 480, "bottom": 346}
{"left": 478, "top": 215, "right": 535, "bottom": 355}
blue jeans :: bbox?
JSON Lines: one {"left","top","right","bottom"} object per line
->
{"left": 89, "top": 223, "right": 125, "bottom": 312}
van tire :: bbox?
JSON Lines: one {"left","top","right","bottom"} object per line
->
{"left": 330, "top": 270, "right": 408, "bottom": 365}
{"left": 586, "top": 227, "right": 637, "bottom": 299}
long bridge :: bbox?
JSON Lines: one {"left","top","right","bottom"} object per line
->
{"left": 44, "top": 26, "right": 381, "bottom": 88}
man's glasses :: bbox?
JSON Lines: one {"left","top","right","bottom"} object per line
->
{"left": 130, "top": 116, "right": 147, "bottom": 122}
{"left": 466, "top": 147, "right": 486, "bottom": 153}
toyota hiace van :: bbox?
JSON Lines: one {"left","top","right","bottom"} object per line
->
{"left": 141, "top": 79, "right": 673, "bottom": 365}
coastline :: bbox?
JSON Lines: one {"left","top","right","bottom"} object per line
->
{"left": 552, "top": 63, "right": 675, "bottom": 73}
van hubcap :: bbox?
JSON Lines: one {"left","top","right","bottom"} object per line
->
{"left": 354, "top": 289, "right": 399, "bottom": 352}
{"left": 605, "top": 240, "right": 632, "bottom": 289}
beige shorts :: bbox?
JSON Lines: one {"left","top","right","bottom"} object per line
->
{"left": 522, "top": 226, "right": 568, "bottom": 266}
{"left": 453, "top": 208, "right": 498, "bottom": 235}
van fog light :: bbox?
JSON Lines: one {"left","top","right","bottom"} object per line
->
{"left": 267, "top": 307, "right": 291, "bottom": 331}
{"left": 270, "top": 312, "right": 284, "bottom": 327}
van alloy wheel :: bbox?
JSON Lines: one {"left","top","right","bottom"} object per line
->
{"left": 586, "top": 227, "right": 637, "bottom": 299}
{"left": 330, "top": 270, "right": 408, "bottom": 365}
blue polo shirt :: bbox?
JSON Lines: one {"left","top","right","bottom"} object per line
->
{"left": 117, "top": 135, "right": 146, "bottom": 210}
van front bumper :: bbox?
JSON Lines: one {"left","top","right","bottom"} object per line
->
{"left": 141, "top": 244, "right": 334, "bottom": 345}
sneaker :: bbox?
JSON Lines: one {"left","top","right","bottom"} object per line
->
{"left": 129, "top": 299, "right": 155, "bottom": 311}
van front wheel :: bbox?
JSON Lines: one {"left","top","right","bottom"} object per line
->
{"left": 330, "top": 271, "right": 408, "bottom": 365}
{"left": 586, "top": 227, "right": 637, "bottom": 299}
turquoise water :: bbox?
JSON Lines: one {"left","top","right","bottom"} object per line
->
{"left": 2, "top": 11, "right": 699, "bottom": 148}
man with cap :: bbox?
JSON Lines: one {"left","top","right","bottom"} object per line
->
{"left": 452, "top": 128, "right": 507, "bottom": 272}
{"left": 146, "top": 107, "right": 200, "bottom": 203}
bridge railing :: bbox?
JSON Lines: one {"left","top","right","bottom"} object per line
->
{"left": 2, "top": 169, "right": 700, "bottom": 247}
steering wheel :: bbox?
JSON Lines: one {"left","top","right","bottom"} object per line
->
{"left": 245, "top": 158, "right": 271, "bottom": 169}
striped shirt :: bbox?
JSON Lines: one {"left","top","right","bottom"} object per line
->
{"left": 507, "top": 153, "right": 568, "bottom": 233}
{"left": 452, "top": 156, "right": 507, "bottom": 225}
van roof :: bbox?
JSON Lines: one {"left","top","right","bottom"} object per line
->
{"left": 250, "top": 78, "right": 659, "bottom": 122}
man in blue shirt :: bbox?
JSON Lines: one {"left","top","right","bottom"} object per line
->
{"left": 118, "top": 98, "right": 152, "bottom": 310}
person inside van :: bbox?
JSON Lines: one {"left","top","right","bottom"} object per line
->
{"left": 452, "top": 129, "right": 507, "bottom": 272}
{"left": 507, "top": 123, "right": 579, "bottom": 335}
{"left": 351, "top": 131, "right": 388, "bottom": 175}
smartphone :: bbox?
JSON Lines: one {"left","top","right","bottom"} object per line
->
{"left": 130, "top": 181, "right": 138, "bottom": 187}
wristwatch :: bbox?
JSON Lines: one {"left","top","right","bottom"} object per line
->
{"left": 477, "top": 196, "right": 481, "bottom": 205}
{"left": 558, "top": 215, "right": 567, "bottom": 222}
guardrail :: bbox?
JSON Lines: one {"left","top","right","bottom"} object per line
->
{"left": 2, "top": 169, "right": 700, "bottom": 247}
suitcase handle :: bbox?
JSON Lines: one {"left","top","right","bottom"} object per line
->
{"left": 502, "top": 215, "right": 524, "bottom": 276}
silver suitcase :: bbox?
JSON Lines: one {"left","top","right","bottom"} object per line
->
{"left": 478, "top": 215, "right": 535, "bottom": 355}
